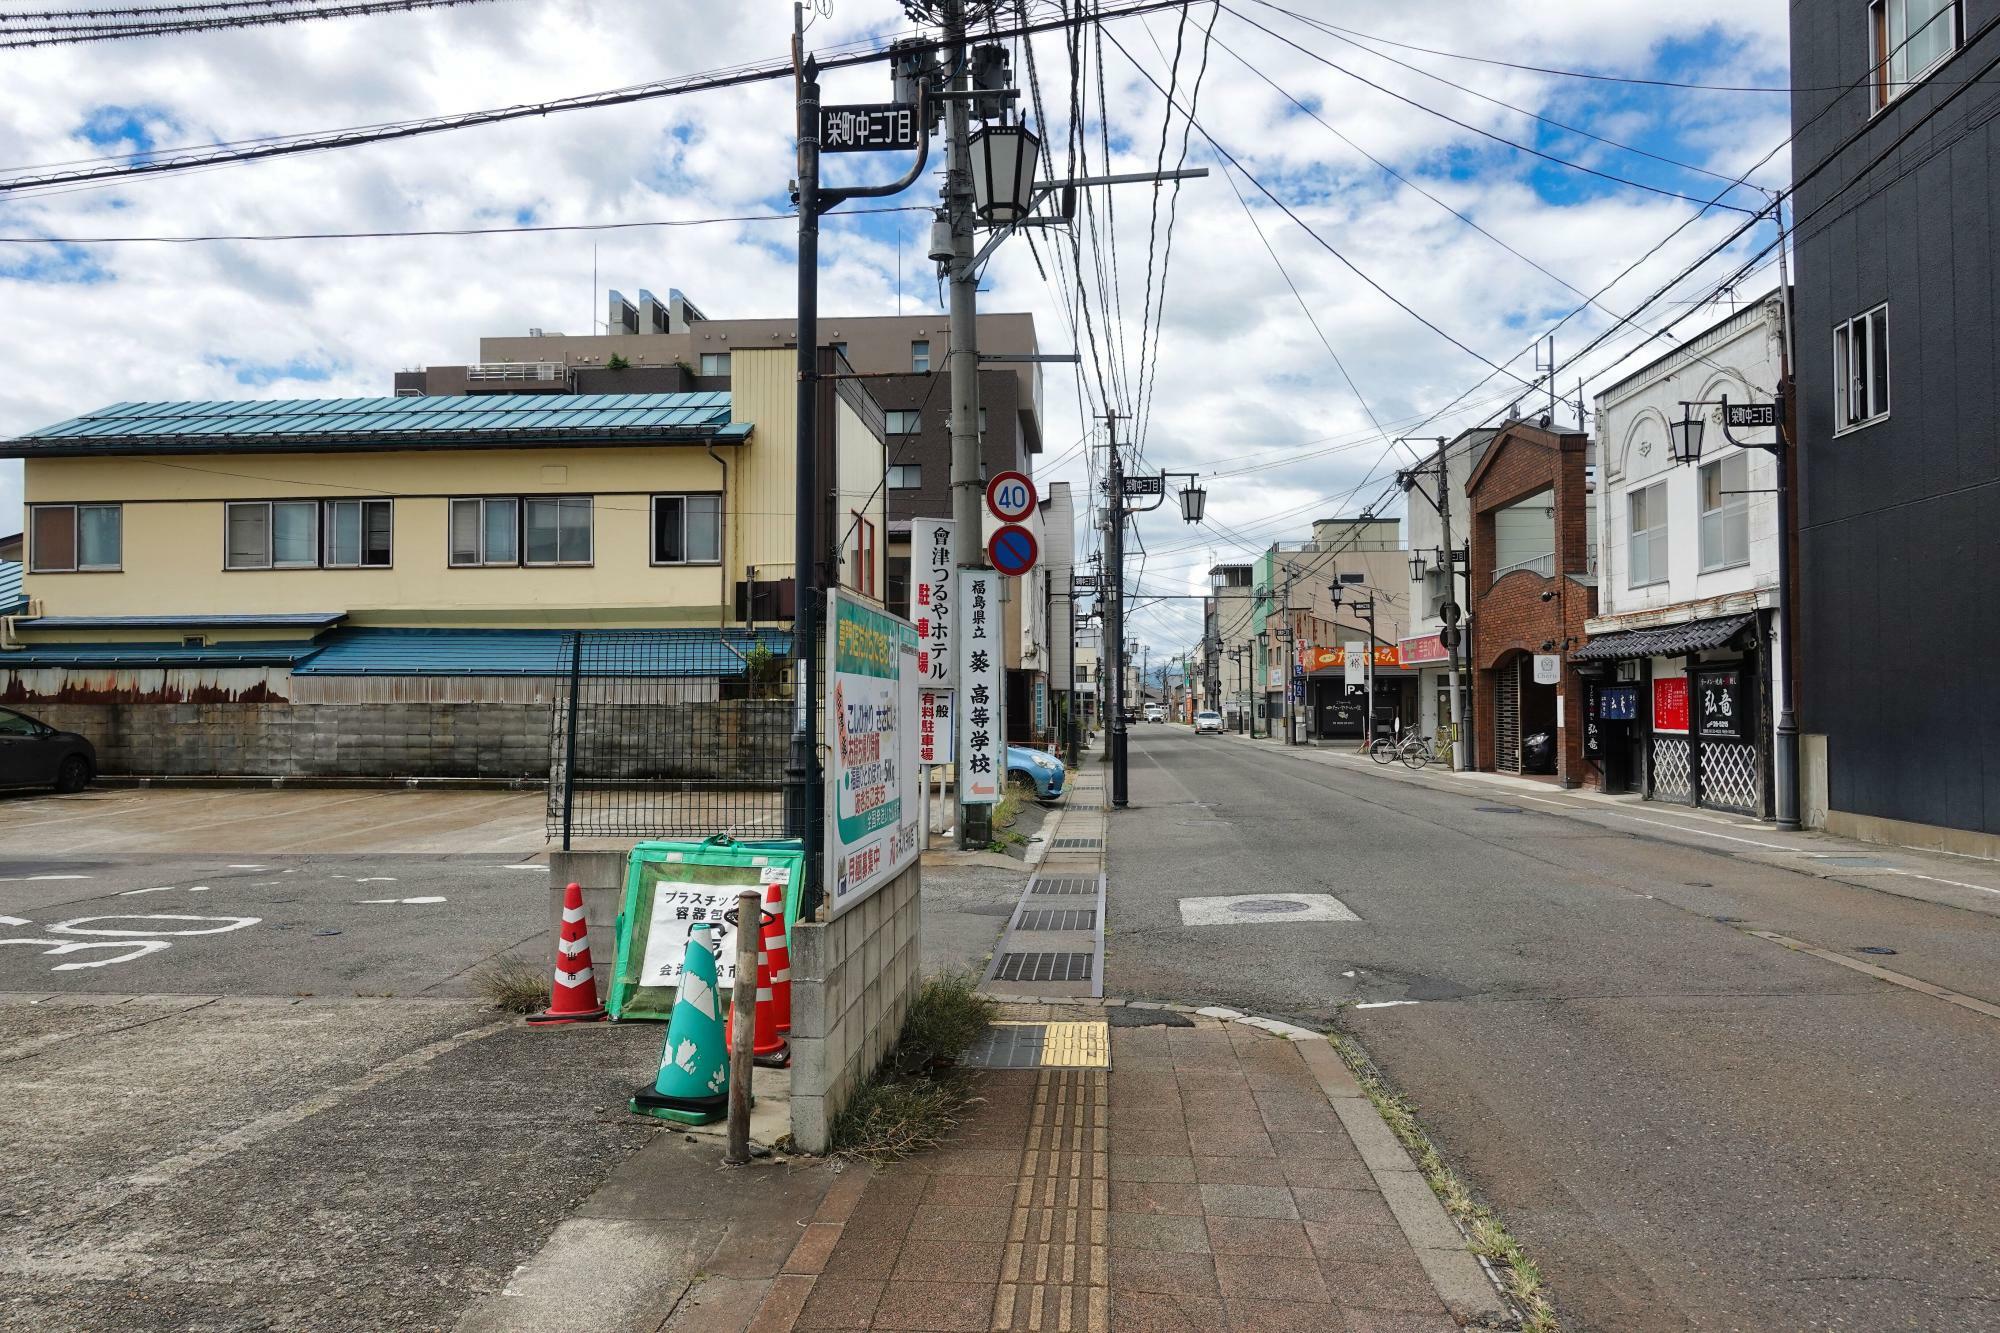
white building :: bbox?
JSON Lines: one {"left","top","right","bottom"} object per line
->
{"left": 1578, "top": 293, "right": 1786, "bottom": 816}
{"left": 1398, "top": 429, "right": 1494, "bottom": 746}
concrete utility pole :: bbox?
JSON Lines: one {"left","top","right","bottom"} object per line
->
{"left": 1436, "top": 443, "right": 1467, "bottom": 772}
{"left": 939, "top": 0, "right": 993, "bottom": 849}
{"left": 1105, "top": 412, "right": 1129, "bottom": 807}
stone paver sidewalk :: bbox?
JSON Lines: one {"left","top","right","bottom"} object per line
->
{"left": 749, "top": 1006, "right": 1501, "bottom": 1332}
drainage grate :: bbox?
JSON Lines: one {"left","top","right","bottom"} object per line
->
{"left": 1016, "top": 908, "right": 1097, "bottom": 932}
{"left": 1051, "top": 837, "right": 1103, "bottom": 851}
{"left": 961, "top": 1023, "right": 1046, "bottom": 1068}
{"left": 994, "top": 952, "right": 1094, "bottom": 983}
{"left": 1028, "top": 876, "right": 1097, "bottom": 896}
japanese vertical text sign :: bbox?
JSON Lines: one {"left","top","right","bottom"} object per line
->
{"left": 913, "top": 518, "right": 956, "bottom": 690}
{"left": 827, "top": 591, "right": 924, "bottom": 918}
{"left": 919, "top": 689, "right": 954, "bottom": 766}
{"left": 957, "top": 570, "right": 1002, "bottom": 805}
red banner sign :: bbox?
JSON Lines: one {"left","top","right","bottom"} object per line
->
{"left": 1397, "top": 633, "right": 1449, "bottom": 667}
{"left": 1653, "top": 677, "right": 1689, "bottom": 734}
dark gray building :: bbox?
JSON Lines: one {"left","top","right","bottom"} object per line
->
{"left": 1790, "top": 0, "right": 2000, "bottom": 852}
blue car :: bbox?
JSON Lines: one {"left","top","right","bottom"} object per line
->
{"left": 1006, "top": 744, "right": 1068, "bottom": 801}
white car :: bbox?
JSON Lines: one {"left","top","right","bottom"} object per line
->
{"left": 1143, "top": 705, "right": 1165, "bottom": 724}
{"left": 1194, "top": 710, "right": 1224, "bottom": 735}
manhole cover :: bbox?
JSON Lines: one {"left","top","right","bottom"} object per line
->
{"left": 1234, "top": 898, "right": 1311, "bottom": 914}
{"left": 1179, "top": 893, "right": 1360, "bottom": 926}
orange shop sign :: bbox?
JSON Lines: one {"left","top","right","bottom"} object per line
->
{"left": 1299, "top": 644, "right": 1398, "bottom": 671}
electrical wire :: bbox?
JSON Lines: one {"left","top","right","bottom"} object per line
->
{"left": 0, "top": 0, "right": 517, "bottom": 46}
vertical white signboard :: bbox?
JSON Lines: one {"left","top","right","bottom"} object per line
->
{"left": 826, "top": 590, "right": 923, "bottom": 918}
{"left": 957, "top": 569, "right": 1002, "bottom": 806}
{"left": 913, "top": 518, "right": 956, "bottom": 690}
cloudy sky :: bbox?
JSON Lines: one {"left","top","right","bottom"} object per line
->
{"left": 0, "top": 0, "right": 1790, "bottom": 658}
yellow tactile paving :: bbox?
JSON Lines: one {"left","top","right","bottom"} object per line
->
{"left": 1040, "top": 1022, "right": 1110, "bottom": 1068}
{"left": 994, "top": 1069, "right": 1109, "bottom": 1331}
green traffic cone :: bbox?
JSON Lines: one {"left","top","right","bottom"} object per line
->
{"left": 630, "top": 923, "right": 730, "bottom": 1125}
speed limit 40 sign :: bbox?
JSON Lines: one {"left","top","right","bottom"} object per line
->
{"left": 985, "top": 471, "right": 1037, "bottom": 522}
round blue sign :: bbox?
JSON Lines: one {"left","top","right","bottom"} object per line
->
{"left": 987, "top": 524, "right": 1039, "bottom": 576}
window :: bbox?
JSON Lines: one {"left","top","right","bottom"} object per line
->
{"left": 525, "top": 497, "right": 593, "bottom": 566}
{"left": 885, "top": 410, "right": 923, "bottom": 435}
{"left": 699, "top": 352, "right": 731, "bottom": 376}
{"left": 911, "top": 340, "right": 931, "bottom": 373}
{"left": 851, "top": 512, "right": 876, "bottom": 596}
{"left": 1872, "top": 0, "right": 1959, "bottom": 108}
{"left": 979, "top": 407, "right": 988, "bottom": 434}
{"left": 888, "top": 464, "right": 923, "bottom": 489}
{"left": 323, "top": 499, "right": 393, "bottom": 568}
{"left": 1628, "top": 482, "right": 1668, "bottom": 588}
{"left": 451, "top": 497, "right": 518, "bottom": 566}
{"left": 831, "top": 341, "right": 849, "bottom": 360}
{"left": 224, "top": 501, "right": 318, "bottom": 570}
{"left": 28, "top": 503, "right": 121, "bottom": 572}
{"left": 1699, "top": 454, "right": 1751, "bottom": 572}
{"left": 0, "top": 708, "right": 42, "bottom": 737}
{"left": 1833, "top": 305, "right": 1890, "bottom": 430}
{"left": 652, "top": 494, "right": 722, "bottom": 564}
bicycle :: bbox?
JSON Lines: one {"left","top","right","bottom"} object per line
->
{"left": 1370, "top": 731, "right": 1439, "bottom": 769}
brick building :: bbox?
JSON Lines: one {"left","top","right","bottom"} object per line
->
{"left": 1465, "top": 420, "right": 1597, "bottom": 784}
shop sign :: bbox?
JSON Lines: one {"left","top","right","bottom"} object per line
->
{"left": 1300, "top": 644, "right": 1399, "bottom": 671}
{"left": 1597, "top": 685, "right": 1638, "bottom": 721}
{"left": 1654, "top": 677, "right": 1690, "bottom": 734}
{"left": 913, "top": 519, "right": 956, "bottom": 689}
{"left": 1343, "top": 641, "right": 1368, "bottom": 688}
{"left": 1533, "top": 653, "right": 1561, "bottom": 685}
{"left": 956, "top": 570, "right": 1003, "bottom": 806}
{"left": 827, "top": 591, "right": 923, "bottom": 917}
{"left": 1399, "top": 633, "right": 1449, "bottom": 667}
{"left": 919, "top": 689, "right": 953, "bottom": 766}
{"left": 1697, "top": 670, "right": 1742, "bottom": 739}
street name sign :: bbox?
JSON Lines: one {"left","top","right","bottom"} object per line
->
{"left": 987, "top": 524, "right": 1039, "bottom": 577}
{"left": 1121, "top": 474, "right": 1165, "bottom": 496}
{"left": 1725, "top": 402, "right": 1777, "bottom": 430}
{"left": 986, "top": 470, "right": 1037, "bottom": 522}
{"left": 819, "top": 103, "right": 921, "bottom": 152}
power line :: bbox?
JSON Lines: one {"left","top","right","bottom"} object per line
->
{"left": 0, "top": 0, "right": 516, "bottom": 46}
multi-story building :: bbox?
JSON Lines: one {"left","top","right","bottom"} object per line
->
{"left": 1465, "top": 420, "right": 1598, "bottom": 783}
{"left": 0, "top": 353, "right": 888, "bottom": 779}
{"left": 396, "top": 289, "right": 1054, "bottom": 744}
{"left": 1398, "top": 429, "right": 1494, "bottom": 749}
{"left": 1577, "top": 294, "right": 1788, "bottom": 816}
{"left": 1257, "top": 517, "right": 1409, "bottom": 742}
{"left": 1207, "top": 563, "right": 1257, "bottom": 732}
{"left": 1789, "top": 2, "right": 2000, "bottom": 853}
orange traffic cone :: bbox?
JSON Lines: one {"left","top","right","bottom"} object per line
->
{"left": 762, "top": 881, "right": 792, "bottom": 1036}
{"left": 725, "top": 913, "right": 789, "bottom": 1068}
{"left": 528, "top": 882, "right": 606, "bottom": 1024}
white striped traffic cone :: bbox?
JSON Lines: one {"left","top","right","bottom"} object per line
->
{"left": 762, "top": 881, "right": 792, "bottom": 1035}
{"left": 528, "top": 881, "right": 606, "bottom": 1024}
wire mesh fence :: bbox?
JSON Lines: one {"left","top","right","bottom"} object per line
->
{"left": 546, "top": 626, "right": 802, "bottom": 846}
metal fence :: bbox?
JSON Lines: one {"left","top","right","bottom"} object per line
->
{"left": 546, "top": 627, "right": 801, "bottom": 846}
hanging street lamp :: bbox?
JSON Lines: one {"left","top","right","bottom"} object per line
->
{"left": 969, "top": 121, "right": 1042, "bottom": 224}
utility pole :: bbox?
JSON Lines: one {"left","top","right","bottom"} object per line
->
{"left": 1105, "top": 411, "right": 1129, "bottom": 807}
{"left": 1435, "top": 441, "right": 1467, "bottom": 772}
{"left": 1771, "top": 195, "right": 1801, "bottom": 831}
{"left": 787, "top": 8, "right": 823, "bottom": 910}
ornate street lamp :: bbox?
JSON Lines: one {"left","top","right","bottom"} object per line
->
{"left": 969, "top": 121, "right": 1043, "bottom": 225}
{"left": 1179, "top": 480, "right": 1207, "bottom": 524}
{"left": 1408, "top": 551, "right": 1428, "bottom": 582}
{"left": 1668, "top": 404, "right": 1706, "bottom": 465}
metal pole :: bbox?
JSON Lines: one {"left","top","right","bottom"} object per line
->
{"left": 561, "top": 629, "right": 583, "bottom": 850}
{"left": 1772, "top": 199, "right": 1801, "bottom": 830}
{"left": 1106, "top": 413, "right": 1129, "bottom": 807}
{"left": 1437, "top": 442, "right": 1466, "bottom": 771}
{"left": 1067, "top": 582, "right": 1079, "bottom": 764}
{"left": 942, "top": 0, "right": 992, "bottom": 847}
{"left": 725, "top": 888, "right": 760, "bottom": 1165}
{"left": 788, "top": 25, "right": 824, "bottom": 912}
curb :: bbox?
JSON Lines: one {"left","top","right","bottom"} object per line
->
{"left": 915, "top": 990, "right": 1520, "bottom": 1328}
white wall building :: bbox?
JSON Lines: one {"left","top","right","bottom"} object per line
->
{"left": 1579, "top": 292, "right": 1786, "bottom": 815}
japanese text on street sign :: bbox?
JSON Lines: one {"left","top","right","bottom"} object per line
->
{"left": 828, "top": 591, "right": 923, "bottom": 917}
{"left": 957, "top": 570, "right": 1002, "bottom": 805}
{"left": 1121, "top": 474, "right": 1165, "bottom": 496}
{"left": 920, "top": 689, "right": 954, "bottom": 766}
{"left": 819, "top": 103, "right": 920, "bottom": 152}
{"left": 914, "top": 518, "right": 956, "bottom": 689}
{"left": 1725, "top": 402, "right": 1777, "bottom": 429}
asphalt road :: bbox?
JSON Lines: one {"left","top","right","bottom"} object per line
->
{"left": 1105, "top": 726, "right": 2000, "bottom": 1332}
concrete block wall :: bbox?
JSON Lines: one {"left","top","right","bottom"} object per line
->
{"left": 787, "top": 864, "right": 923, "bottom": 1153}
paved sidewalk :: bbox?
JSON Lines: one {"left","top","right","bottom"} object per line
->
{"left": 747, "top": 1004, "right": 1502, "bottom": 1332}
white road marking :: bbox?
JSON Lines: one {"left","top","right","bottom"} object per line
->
{"left": 49, "top": 914, "right": 260, "bottom": 937}
{"left": 0, "top": 874, "right": 95, "bottom": 882}
{"left": 226, "top": 865, "right": 266, "bottom": 869}
{"left": 354, "top": 877, "right": 398, "bottom": 883}
{"left": 1749, "top": 931, "right": 2000, "bottom": 1021}
{"left": 357, "top": 896, "right": 447, "bottom": 905}
{"left": 0, "top": 937, "right": 173, "bottom": 971}
{"left": 503, "top": 865, "right": 550, "bottom": 872}
{"left": 1875, "top": 868, "right": 2000, "bottom": 897}
{"left": 187, "top": 887, "right": 209, "bottom": 893}
{"left": 1353, "top": 1000, "right": 1420, "bottom": 1009}
{"left": 118, "top": 887, "right": 176, "bottom": 896}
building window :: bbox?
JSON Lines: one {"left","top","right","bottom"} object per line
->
{"left": 1872, "top": 0, "right": 1959, "bottom": 109}
{"left": 885, "top": 410, "right": 923, "bottom": 435}
{"left": 1699, "top": 453, "right": 1750, "bottom": 572}
{"left": 888, "top": 464, "right": 923, "bottom": 489}
{"left": 911, "top": 340, "right": 930, "bottom": 373}
{"left": 1628, "top": 482, "right": 1668, "bottom": 588}
{"left": 224, "top": 500, "right": 319, "bottom": 570}
{"left": 28, "top": 503, "right": 121, "bottom": 573}
{"left": 1833, "top": 305, "right": 1889, "bottom": 430}
{"left": 699, "top": 352, "right": 731, "bottom": 376}
{"left": 831, "top": 341, "right": 849, "bottom": 360}
{"left": 652, "top": 494, "right": 722, "bottom": 564}
{"left": 525, "top": 497, "right": 593, "bottom": 566}
{"left": 851, "top": 513, "right": 876, "bottom": 596}
{"left": 323, "top": 499, "right": 394, "bottom": 568}
{"left": 979, "top": 406, "right": 988, "bottom": 434}
{"left": 451, "top": 497, "right": 520, "bottom": 566}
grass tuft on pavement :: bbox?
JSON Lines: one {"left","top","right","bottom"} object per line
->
{"left": 828, "top": 973, "right": 997, "bottom": 1162}
{"left": 1327, "top": 1028, "right": 1561, "bottom": 1333}
{"left": 473, "top": 956, "right": 552, "bottom": 1015}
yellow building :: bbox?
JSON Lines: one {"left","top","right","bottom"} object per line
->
{"left": 0, "top": 348, "right": 889, "bottom": 783}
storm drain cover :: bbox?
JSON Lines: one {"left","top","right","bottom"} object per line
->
{"left": 994, "top": 951, "right": 1094, "bottom": 983}
{"left": 1475, "top": 805, "right": 1526, "bottom": 814}
{"left": 1029, "top": 876, "right": 1098, "bottom": 896}
{"left": 1856, "top": 946, "right": 1899, "bottom": 956}
{"left": 1016, "top": 908, "right": 1097, "bottom": 932}
{"left": 1052, "top": 838, "right": 1103, "bottom": 851}
{"left": 961, "top": 1023, "right": 1045, "bottom": 1068}
{"left": 1178, "top": 893, "right": 1360, "bottom": 926}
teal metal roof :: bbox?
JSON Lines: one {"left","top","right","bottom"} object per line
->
{"left": 1, "top": 392, "right": 752, "bottom": 458}
{"left": 17, "top": 611, "right": 344, "bottom": 631}
{"left": 0, "top": 561, "right": 21, "bottom": 615}
{"left": 0, "top": 641, "right": 316, "bottom": 669}
{"left": 293, "top": 627, "right": 793, "bottom": 677}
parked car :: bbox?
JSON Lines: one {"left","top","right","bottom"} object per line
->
{"left": 0, "top": 706, "right": 96, "bottom": 793}
{"left": 1006, "top": 744, "right": 1068, "bottom": 801}
{"left": 1143, "top": 705, "right": 1165, "bottom": 724}
{"left": 1194, "top": 710, "right": 1224, "bottom": 735}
